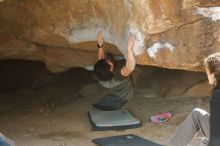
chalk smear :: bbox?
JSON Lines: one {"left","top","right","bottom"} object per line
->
{"left": 147, "top": 42, "right": 175, "bottom": 58}
{"left": 196, "top": 7, "right": 220, "bottom": 22}
{"left": 60, "top": 20, "right": 115, "bottom": 44}
{"left": 129, "top": 23, "right": 145, "bottom": 55}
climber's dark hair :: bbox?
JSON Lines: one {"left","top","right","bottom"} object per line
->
{"left": 94, "top": 59, "right": 113, "bottom": 81}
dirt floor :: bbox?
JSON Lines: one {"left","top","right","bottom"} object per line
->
{"left": 0, "top": 60, "right": 211, "bottom": 146}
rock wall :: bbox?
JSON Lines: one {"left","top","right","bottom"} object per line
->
{"left": 0, "top": 0, "right": 220, "bottom": 72}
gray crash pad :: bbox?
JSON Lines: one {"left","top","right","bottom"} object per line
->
{"left": 92, "top": 134, "right": 163, "bottom": 146}
{"left": 88, "top": 109, "right": 141, "bottom": 131}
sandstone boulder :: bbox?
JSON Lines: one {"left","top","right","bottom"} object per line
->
{"left": 0, "top": 0, "right": 219, "bottom": 72}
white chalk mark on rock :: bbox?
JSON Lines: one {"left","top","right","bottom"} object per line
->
{"left": 147, "top": 42, "right": 175, "bottom": 58}
{"left": 196, "top": 7, "right": 220, "bottom": 22}
{"left": 129, "top": 23, "right": 145, "bottom": 56}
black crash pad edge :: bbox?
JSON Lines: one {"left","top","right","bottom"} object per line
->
{"left": 92, "top": 134, "right": 163, "bottom": 146}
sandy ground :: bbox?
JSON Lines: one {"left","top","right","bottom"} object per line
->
{"left": 0, "top": 60, "right": 210, "bottom": 146}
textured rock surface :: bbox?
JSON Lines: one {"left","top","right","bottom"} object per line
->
{"left": 0, "top": 0, "right": 220, "bottom": 72}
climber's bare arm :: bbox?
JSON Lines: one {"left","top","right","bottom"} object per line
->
{"left": 121, "top": 35, "right": 136, "bottom": 77}
{"left": 97, "top": 31, "right": 105, "bottom": 60}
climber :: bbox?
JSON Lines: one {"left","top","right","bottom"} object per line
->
{"left": 93, "top": 31, "right": 136, "bottom": 111}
